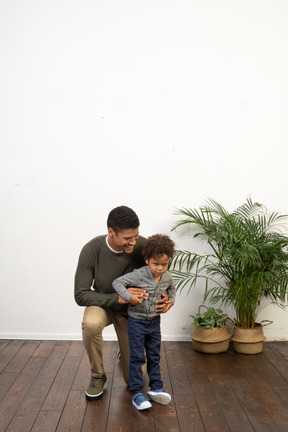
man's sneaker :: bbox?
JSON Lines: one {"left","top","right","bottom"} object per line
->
{"left": 86, "top": 374, "right": 107, "bottom": 401}
{"left": 132, "top": 393, "right": 152, "bottom": 410}
{"left": 147, "top": 389, "right": 171, "bottom": 405}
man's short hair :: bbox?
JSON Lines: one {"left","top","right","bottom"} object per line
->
{"left": 107, "top": 206, "right": 140, "bottom": 232}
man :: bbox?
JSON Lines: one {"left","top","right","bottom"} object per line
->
{"left": 74, "top": 206, "right": 170, "bottom": 401}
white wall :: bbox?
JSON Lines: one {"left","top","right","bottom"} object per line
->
{"left": 0, "top": 0, "right": 287, "bottom": 342}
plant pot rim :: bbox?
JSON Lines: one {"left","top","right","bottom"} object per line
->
{"left": 192, "top": 325, "right": 231, "bottom": 343}
{"left": 233, "top": 320, "right": 272, "bottom": 329}
{"left": 234, "top": 322, "right": 263, "bottom": 330}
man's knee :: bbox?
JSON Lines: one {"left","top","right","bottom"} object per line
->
{"left": 82, "top": 306, "right": 110, "bottom": 336}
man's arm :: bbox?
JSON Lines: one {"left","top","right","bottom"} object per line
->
{"left": 74, "top": 244, "right": 118, "bottom": 307}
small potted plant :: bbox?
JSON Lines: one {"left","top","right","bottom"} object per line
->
{"left": 190, "top": 305, "right": 231, "bottom": 353}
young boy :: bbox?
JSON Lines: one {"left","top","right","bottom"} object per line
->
{"left": 112, "top": 234, "right": 176, "bottom": 410}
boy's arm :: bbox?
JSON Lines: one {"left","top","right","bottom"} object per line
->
{"left": 112, "top": 271, "right": 145, "bottom": 303}
{"left": 160, "top": 273, "right": 176, "bottom": 314}
{"left": 112, "top": 277, "right": 134, "bottom": 302}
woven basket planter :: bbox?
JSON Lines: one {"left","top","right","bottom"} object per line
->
{"left": 191, "top": 325, "right": 231, "bottom": 354}
{"left": 231, "top": 321, "right": 272, "bottom": 354}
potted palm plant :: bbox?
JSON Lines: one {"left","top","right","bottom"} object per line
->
{"left": 190, "top": 305, "right": 231, "bottom": 353}
{"left": 171, "top": 198, "right": 288, "bottom": 354}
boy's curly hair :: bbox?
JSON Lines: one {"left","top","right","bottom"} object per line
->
{"left": 142, "top": 234, "right": 176, "bottom": 260}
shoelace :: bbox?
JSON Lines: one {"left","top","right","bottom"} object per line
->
{"left": 134, "top": 394, "right": 147, "bottom": 405}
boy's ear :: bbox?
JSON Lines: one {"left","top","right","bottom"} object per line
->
{"left": 145, "top": 259, "right": 149, "bottom": 265}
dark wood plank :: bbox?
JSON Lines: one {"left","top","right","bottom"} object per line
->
{"left": 55, "top": 389, "right": 87, "bottom": 432}
{"left": 130, "top": 357, "right": 156, "bottom": 432}
{"left": 154, "top": 343, "right": 180, "bottom": 432}
{"left": 218, "top": 351, "right": 282, "bottom": 431}
{"left": 0, "top": 357, "right": 46, "bottom": 430}
{"left": 174, "top": 393, "right": 205, "bottom": 432}
{"left": 0, "top": 340, "right": 25, "bottom": 373}
{"left": 200, "top": 351, "right": 254, "bottom": 432}
{"left": 0, "top": 340, "right": 10, "bottom": 352}
{"left": 152, "top": 342, "right": 185, "bottom": 432}
{"left": 1, "top": 340, "right": 288, "bottom": 432}
{"left": 80, "top": 341, "right": 118, "bottom": 432}
{"left": 32, "top": 340, "right": 56, "bottom": 359}
{"left": 131, "top": 410, "right": 156, "bottom": 432}
{"left": 29, "top": 342, "right": 85, "bottom": 432}
{"left": 263, "top": 342, "right": 288, "bottom": 382}
{"left": 0, "top": 372, "right": 18, "bottom": 402}
{"left": 6, "top": 343, "right": 71, "bottom": 432}
{"left": 71, "top": 349, "right": 90, "bottom": 391}
{"left": 81, "top": 400, "right": 108, "bottom": 432}
{"left": 240, "top": 353, "right": 288, "bottom": 431}
{"left": 41, "top": 341, "right": 84, "bottom": 411}
{"left": 30, "top": 410, "right": 62, "bottom": 432}
{"left": 4, "top": 340, "right": 41, "bottom": 373}
{"left": 163, "top": 341, "right": 190, "bottom": 395}
{"left": 252, "top": 349, "right": 288, "bottom": 404}
{"left": 270, "top": 341, "right": 288, "bottom": 361}
{"left": 165, "top": 341, "right": 205, "bottom": 432}
{"left": 106, "top": 347, "right": 131, "bottom": 432}
{"left": 180, "top": 342, "right": 230, "bottom": 432}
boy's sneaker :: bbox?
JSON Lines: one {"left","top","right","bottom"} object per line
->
{"left": 86, "top": 374, "right": 107, "bottom": 401}
{"left": 132, "top": 393, "right": 152, "bottom": 410}
{"left": 147, "top": 389, "right": 171, "bottom": 405}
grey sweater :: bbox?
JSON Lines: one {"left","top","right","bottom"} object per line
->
{"left": 112, "top": 266, "right": 176, "bottom": 320}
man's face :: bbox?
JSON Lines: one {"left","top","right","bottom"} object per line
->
{"left": 107, "top": 227, "right": 139, "bottom": 253}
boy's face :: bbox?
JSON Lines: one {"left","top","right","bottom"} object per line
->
{"left": 108, "top": 227, "right": 139, "bottom": 253}
{"left": 146, "top": 254, "right": 169, "bottom": 279}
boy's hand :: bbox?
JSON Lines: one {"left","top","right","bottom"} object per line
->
{"left": 127, "top": 287, "right": 148, "bottom": 300}
{"left": 155, "top": 291, "right": 172, "bottom": 313}
{"left": 129, "top": 294, "right": 143, "bottom": 305}
{"left": 118, "top": 288, "right": 148, "bottom": 304}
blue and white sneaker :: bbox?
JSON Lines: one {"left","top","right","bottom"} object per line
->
{"left": 132, "top": 393, "right": 152, "bottom": 410}
{"left": 147, "top": 389, "right": 171, "bottom": 405}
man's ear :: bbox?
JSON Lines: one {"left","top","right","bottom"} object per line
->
{"left": 108, "top": 227, "right": 115, "bottom": 236}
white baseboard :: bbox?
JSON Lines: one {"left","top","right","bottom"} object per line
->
{"left": 0, "top": 333, "right": 286, "bottom": 342}
{"left": 0, "top": 333, "right": 83, "bottom": 341}
{"left": 0, "top": 332, "right": 191, "bottom": 342}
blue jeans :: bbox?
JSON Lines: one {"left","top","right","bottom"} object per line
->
{"left": 128, "top": 315, "right": 163, "bottom": 395}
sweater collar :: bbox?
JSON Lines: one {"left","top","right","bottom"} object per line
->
{"left": 105, "top": 235, "right": 123, "bottom": 253}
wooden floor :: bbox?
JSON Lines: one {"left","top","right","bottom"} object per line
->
{"left": 0, "top": 340, "right": 288, "bottom": 432}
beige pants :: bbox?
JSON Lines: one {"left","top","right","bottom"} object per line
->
{"left": 82, "top": 306, "right": 130, "bottom": 383}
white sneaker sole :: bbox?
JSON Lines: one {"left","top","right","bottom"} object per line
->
{"left": 132, "top": 400, "right": 152, "bottom": 410}
{"left": 85, "top": 390, "right": 103, "bottom": 401}
{"left": 147, "top": 391, "right": 171, "bottom": 405}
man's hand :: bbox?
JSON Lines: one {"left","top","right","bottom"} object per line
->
{"left": 159, "top": 300, "right": 174, "bottom": 313}
{"left": 118, "top": 288, "right": 148, "bottom": 304}
{"left": 155, "top": 291, "right": 173, "bottom": 314}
